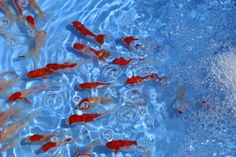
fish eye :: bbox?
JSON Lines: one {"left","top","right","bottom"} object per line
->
{"left": 80, "top": 101, "right": 90, "bottom": 109}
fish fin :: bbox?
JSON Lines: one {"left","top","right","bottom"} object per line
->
{"left": 5, "top": 14, "right": 16, "bottom": 27}
{"left": 100, "top": 98, "right": 113, "bottom": 104}
{"left": 95, "top": 34, "right": 106, "bottom": 45}
{"left": 14, "top": 47, "right": 39, "bottom": 65}
{"left": 98, "top": 49, "right": 110, "bottom": 61}
{"left": 101, "top": 107, "right": 117, "bottom": 117}
{"left": 36, "top": 12, "right": 54, "bottom": 22}
{"left": 23, "top": 97, "right": 32, "bottom": 105}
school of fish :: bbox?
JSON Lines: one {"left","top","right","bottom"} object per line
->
{"left": 0, "top": 0, "right": 188, "bottom": 156}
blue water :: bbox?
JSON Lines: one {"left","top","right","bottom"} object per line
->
{"left": 0, "top": 0, "right": 236, "bottom": 156}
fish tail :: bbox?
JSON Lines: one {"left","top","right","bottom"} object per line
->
{"left": 14, "top": 48, "right": 39, "bottom": 63}
{"left": 6, "top": 13, "right": 16, "bottom": 27}
{"left": 95, "top": 49, "right": 110, "bottom": 61}
{"left": 95, "top": 34, "right": 106, "bottom": 45}
{"left": 101, "top": 107, "right": 117, "bottom": 117}
{"left": 100, "top": 97, "right": 113, "bottom": 104}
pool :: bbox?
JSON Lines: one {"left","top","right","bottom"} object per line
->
{"left": 0, "top": 0, "right": 236, "bottom": 156}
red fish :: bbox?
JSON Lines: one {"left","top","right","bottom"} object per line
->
{"left": 0, "top": 108, "right": 21, "bottom": 127}
{"left": 75, "top": 140, "right": 100, "bottom": 157}
{"left": 25, "top": 132, "right": 65, "bottom": 143}
{"left": 126, "top": 73, "right": 158, "bottom": 85}
{"left": 73, "top": 43, "right": 110, "bottom": 61}
{"left": 111, "top": 57, "right": 144, "bottom": 67}
{"left": 8, "top": 83, "right": 52, "bottom": 104}
{"left": 45, "top": 62, "right": 79, "bottom": 71}
{"left": 37, "top": 138, "right": 73, "bottom": 154}
{"left": 76, "top": 96, "right": 113, "bottom": 111}
{"left": 78, "top": 82, "right": 110, "bottom": 90}
{"left": 27, "top": 68, "right": 54, "bottom": 78}
{"left": 122, "top": 36, "right": 139, "bottom": 47}
{"left": 12, "top": 0, "right": 24, "bottom": 17}
{"left": 66, "top": 109, "right": 114, "bottom": 125}
{"left": 72, "top": 21, "right": 106, "bottom": 45}
{"left": 106, "top": 140, "right": 137, "bottom": 154}
{"left": 25, "top": 15, "right": 38, "bottom": 33}
{"left": 0, "top": 112, "right": 35, "bottom": 140}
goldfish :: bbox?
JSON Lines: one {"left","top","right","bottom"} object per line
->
{"left": 0, "top": 28, "right": 13, "bottom": 39}
{"left": 72, "top": 21, "right": 106, "bottom": 45}
{"left": 106, "top": 140, "right": 137, "bottom": 154}
{"left": 15, "top": 30, "right": 46, "bottom": 65}
{"left": 0, "top": 138, "right": 19, "bottom": 152}
{"left": 25, "top": 132, "right": 65, "bottom": 143}
{"left": 0, "top": 0, "right": 16, "bottom": 26}
{"left": 0, "top": 112, "right": 35, "bottom": 141}
{"left": 25, "top": 15, "right": 38, "bottom": 33}
{"left": 76, "top": 96, "right": 113, "bottom": 111}
{"left": 0, "top": 76, "right": 19, "bottom": 95}
{"left": 75, "top": 140, "right": 100, "bottom": 157}
{"left": 36, "top": 138, "right": 73, "bottom": 154}
{"left": 66, "top": 108, "right": 114, "bottom": 125}
{"left": 45, "top": 62, "right": 80, "bottom": 72}
{"left": 27, "top": 67, "right": 54, "bottom": 78}
{"left": 8, "top": 83, "right": 52, "bottom": 104}
{"left": 73, "top": 43, "right": 110, "bottom": 61}
{"left": 122, "top": 36, "right": 139, "bottom": 47}
{"left": 126, "top": 73, "right": 159, "bottom": 85}
{"left": 111, "top": 57, "right": 144, "bottom": 67}
{"left": 173, "top": 85, "right": 188, "bottom": 114}
{"left": 12, "top": 0, "right": 24, "bottom": 17}
{"left": 77, "top": 82, "right": 110, "bottom": 90}
{"left": 29, "top": 0, "right": 45, "bottom": 18}
{"left": 0, "top": 108, "right": 21, "bottom": 127}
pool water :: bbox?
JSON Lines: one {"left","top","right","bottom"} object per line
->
{"left": 0, "top": 0, "right": 236, "bottom": 157}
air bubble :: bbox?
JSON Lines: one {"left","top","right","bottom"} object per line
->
{"left": 116, "top": 106, "right": 138, "bottom": 124}
{"left": 18, "top": 0, "right": 29, "bottom": 8}
{"left": 27, "top": 28, "right": 36, "bottom": 37}
{"left": 5, "top": 37, "right": 17, "bottom": 46}
{"left": 124, "top": 89, "right": 147, "bottom": 107}
{"left": 102, "top": 129, "right": 113, "bottom": 141}
{"left": 102, "top": 65, "right": 121, "bottom": 82}
{"left": 43, "top": 93, "right": 63, "bottom": 109}
{"left": 0, "top": 17, "right": 11, "bottom": 28}
{"left": 73, "top": 95, "right": 81, "bottom": 103}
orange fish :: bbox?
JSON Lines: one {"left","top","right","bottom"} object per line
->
{"left": 29, "top": 0, "right": 45, "bottom": 18}
{"left": 0, "top": 138, "right": 19, "bottom": 152}
{"left": 75, "top": 140, "right": 100, "bottom": 157}
{"left": 25, "top": 132, "right": 65, "bottom": 143}
{"left": 0, "top": 76, "right": 19, "bottom": 95}
{"left": 73, "top": 43, "right": 110, "bottom": 61}
{"left": 122, "top": 36, "right": 139, "bottom": 47}
{"left": 0, "top": 0, "right": 16, "bottom": 26}
{"left": 106, "top": 140, "right": 137, "bottom": 154}
{"left": 77, "top": 82, "right": 110, "bottom": 90}
{"left": 37, "top": 138, "right": 73, "bottom": 154}
{"left": 66, "top": 109, "right": 114, "bottom": 125}
{"left": 27, "top": 67, "right": 54, "bottom": 78}
{"left": 72, "top": 21, "right": 106, "bottom": 45}
{"left": 15, "top": 30, "right": 46, "bottom": 65}
{"left": 0, "top": 108, "right": 20, "bottom": 127}
{"left": 111, "top": 57, "right": 144, "bottom": 67}
{"left": 12, "top": 0, "right": 24, "bottom": 17}
{"left": 126, "top": 73, "right": 158, "bottom": 85}
{"left": 0, "top": 112, "right": 35, "bottom": 141}
{"left": 25, "top": 15, "right": 38, "bottom": 33}
{"left": 45, "top": 62, "right": 79, "bottom": 72}
{"left": 8, "top": 83, "right": 52, "bottom": 104}
{"left": 76, "top": 96, "right": 113, "bottom": 111}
